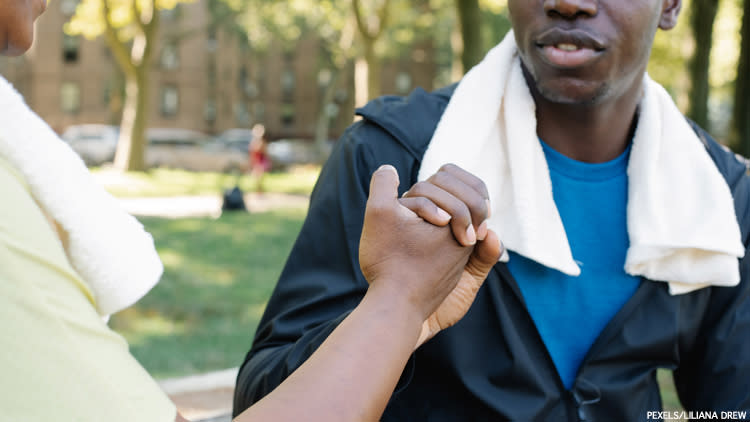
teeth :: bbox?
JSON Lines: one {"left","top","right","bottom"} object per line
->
{"left": 556, "top": 43, "right": 579, "bottom": 52}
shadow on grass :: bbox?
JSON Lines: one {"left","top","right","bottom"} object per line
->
{"left": 110, "top": 208, "right": 306, "bottom": 379}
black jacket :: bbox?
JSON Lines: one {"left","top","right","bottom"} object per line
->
{"left": 234, "top": 85, "right": 750, "bottom": 421}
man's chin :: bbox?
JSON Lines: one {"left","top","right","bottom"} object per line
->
{"left": 536, "top": 82, "right": 608, "bottom": 107}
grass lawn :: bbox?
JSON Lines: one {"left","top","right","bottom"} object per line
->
{"left": 92, "top": 165, "right": 320, "bottom": 197}
{"left": 110, "top": 208, "right": 307, "bottom": 379}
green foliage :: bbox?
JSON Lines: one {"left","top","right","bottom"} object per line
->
{"left": 65, "top": 0, "right": 186, "bottom": 40}
{"left": 110, "top": 209, "right": 307, "bottom": 377}
{"left": 241, "top": 0, "right": 351, "bottom": 53}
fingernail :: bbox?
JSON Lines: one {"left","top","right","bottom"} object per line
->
{"left": 436, "top": 208, "right": 451, "bottom": 222}
{"left": 486, "top": 199, "right": 492, "bottom": 219}
{"left": 378, "top": 164, "right": 398, "bottom": 176}
{"left": 466, "top": 224, "right": 477, "bottom": 245}
{"left": 477, "top": 220, "right": 488, "bottom": 241}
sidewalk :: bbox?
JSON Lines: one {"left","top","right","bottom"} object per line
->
{"left": 160, "top": 368, "right": 238, "bottom": 422}
{"left": 118, "top": 192, "right": 309, "bottom": 218}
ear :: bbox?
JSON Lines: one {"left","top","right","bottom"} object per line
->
{"left": 659, "top": 0, "right": 682, "bottom": 30}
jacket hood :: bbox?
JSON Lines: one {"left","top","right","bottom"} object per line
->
{"left": 355, "top": 84, "right": 456, "bottom": 162}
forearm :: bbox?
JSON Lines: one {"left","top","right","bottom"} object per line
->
{"left": 234, "top": 283, "right": 423, "bottom": 422}
{"left": 233, "top": 309, "right": 357, "bottom": 415}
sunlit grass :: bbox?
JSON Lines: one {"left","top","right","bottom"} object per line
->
{"left": 110, "top": 208, "right": 307, "bottom": 378}
{"left": 92, "top": 165, "right": 320, "bottom": 198}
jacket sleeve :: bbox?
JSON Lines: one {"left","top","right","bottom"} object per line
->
{"left": 232, "top": 121, "right": 417, "bottom": 415}
{"left": 672, "top": 167, "right": 750, "bottom": 414}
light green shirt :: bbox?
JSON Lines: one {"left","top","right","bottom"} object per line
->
{"left": 0, "top": 154, "right": 175, "bottom": 421}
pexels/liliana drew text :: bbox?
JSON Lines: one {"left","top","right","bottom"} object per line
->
{"left": 647, "top": 411, "right": 748, "bottom": 420}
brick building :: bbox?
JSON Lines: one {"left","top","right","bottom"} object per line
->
{"left": 0, "top": 1, "right": 437, "bottom": 140}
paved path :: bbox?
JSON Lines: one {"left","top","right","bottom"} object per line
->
{"left": 118, "top": 192, "right": 309, "bottom": 218}
{"left": 160, "top": 368, "right": 237, "bottom": 422}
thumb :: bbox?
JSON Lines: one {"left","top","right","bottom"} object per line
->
{"left": 367, "top": 165, "right": 400, "bottom": 207}
{"left": 465, "top": 229, "right": 502, "bottom": 280}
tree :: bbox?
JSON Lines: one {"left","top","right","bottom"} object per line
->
{"left": 66, "top": 0, "right": 164, "bottom": 170}
{"left": 455, "top": 0, "right": 482, "bottom": 72}
{"left": 735, "top": 0, "right": 750, "bottom": 155}
{"left": 352, "top": 0, "right": 391, "bottom": 106}
{"left": 66, "top": 0, "right": 238, "bottom": 171}
{"left": 687, "top": 0, "right": 720, "bottom": 130}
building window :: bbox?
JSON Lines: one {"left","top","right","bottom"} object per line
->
{"left": 160, "top": 85, "right": 179, "bottom": 117}
{"left": 204, "top": 100, "right": 216, "bottom": 122}
{"left": 206, "top": 27, "right": 217, "bottom": 52}
{"left": 60, "top": 0, "right": 78, "bottom": 15}
{"left": 395, "top": 72, "right": 412, "bottom": 95}
{"left": 234, "top": 102, "right": 250, "bottom": 125}
{"left": 61, "top": 82, "right": 81, "bottom": 114}
{"left": 281, "top": 69, "right": 295, "bottom": 102}
{"left": 253, "top": 103, "right": 265, "bottom": 123}
{"left": 102, "top": 82, "right": 111, "bottom": 106}
{"left": 160, "top": 43, "right": 179, "bottom": 70}
{"left": 280, "top": 103, "right": 295, "bottom": 128}
{"left": 62, "top": 34, "right": 80, "bottom": 63}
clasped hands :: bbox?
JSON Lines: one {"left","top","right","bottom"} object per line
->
{"left": 359, "top": 164, "right": 502, "bottom": 349}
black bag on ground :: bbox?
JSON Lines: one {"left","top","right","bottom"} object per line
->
{"left": 222, "top": 186, "right": 247, "bottom": 211}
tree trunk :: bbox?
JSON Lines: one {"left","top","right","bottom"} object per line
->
{"left": 314, "top": 68, "right": 342, "bottom": 161}
{"left": 364, "top": 39, "right": 381, "bottom": 102}
{"left": 354, "top": 56, "right": 369, "bottom": 110}
{"left": 735, "top": 0, "right": 750, "bottom": 156}
{"left": 455, "top": 0, "right": 482, "bottom": 73}
{"left": 687, "top": 0, "right": 719, "bottom": 130}
{"left": 114, "top": 65, "right": 149, "bottom": 171}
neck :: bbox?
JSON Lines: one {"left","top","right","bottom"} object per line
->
{"left": 529, "top": 75, "right": 643, "bottom": 164}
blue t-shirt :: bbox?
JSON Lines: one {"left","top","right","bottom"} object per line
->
{"left": 507, "top": 140, "right": 641, "bottom": 390}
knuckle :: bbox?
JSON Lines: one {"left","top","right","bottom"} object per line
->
{"left": 408, "top": 181, "right": 430, "bottom": 196}
{"left": 414, "top": 197, "right": 433, "bottom": 211}
{"left": 467, "top": 194, "right": 488, "bottom": 217}
{"left": 430, "top": 171, "right": 452, "bottom": 187}
{"left": 453, "top": 202, "right": 472, "bottom": 224}
{"left": 471, "top": 179, "right": 489, "bottom": 196}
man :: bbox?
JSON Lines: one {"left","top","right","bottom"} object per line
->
{"left": 235, "top": 0, "right": 750, "bottom": 420}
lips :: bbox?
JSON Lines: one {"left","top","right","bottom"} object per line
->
{"left": 534, "top": 28, "right": 606, "bottom": 68}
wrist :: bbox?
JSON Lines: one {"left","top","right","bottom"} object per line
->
{"left": 362, "top": 280, "right": 426, "bottom": 334}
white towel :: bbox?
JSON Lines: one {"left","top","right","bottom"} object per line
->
{"left": 419, "top": 31, "right": 745, "bottom": 295}
{"left": 0, "top": 76, "right": 163, "bottom": 315}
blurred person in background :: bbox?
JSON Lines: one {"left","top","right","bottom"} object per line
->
{"left": 248, "top": 123, "right": 270, "bottom": 193}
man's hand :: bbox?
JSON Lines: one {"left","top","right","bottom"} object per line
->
{"left": 359, "top": 165, "right": 473, "bottom": 322}
{"left": 403, "top": 164, "right": 502, "bottom": 347}
{"left": 359, "top": 164, "right": 502, "bottom": 348}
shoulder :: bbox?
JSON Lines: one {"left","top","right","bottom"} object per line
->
{"left": 688, "top": 119, "right": 750, "bottom": 243}
{"left": 352, "top": 84, "right": 456, "bottom": 161}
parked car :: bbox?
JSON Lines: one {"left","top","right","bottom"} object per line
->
{"left": 267, "top": 138, "right": 333, "bottom": 168}
{"left": 60, "top": 124, "right": 119, "bottom": 166}
{"left": 146, "top": 128, "right": 246, "bottom": 172}
{"left": 215, "top": 128, "right": 253, "bottom": 153}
